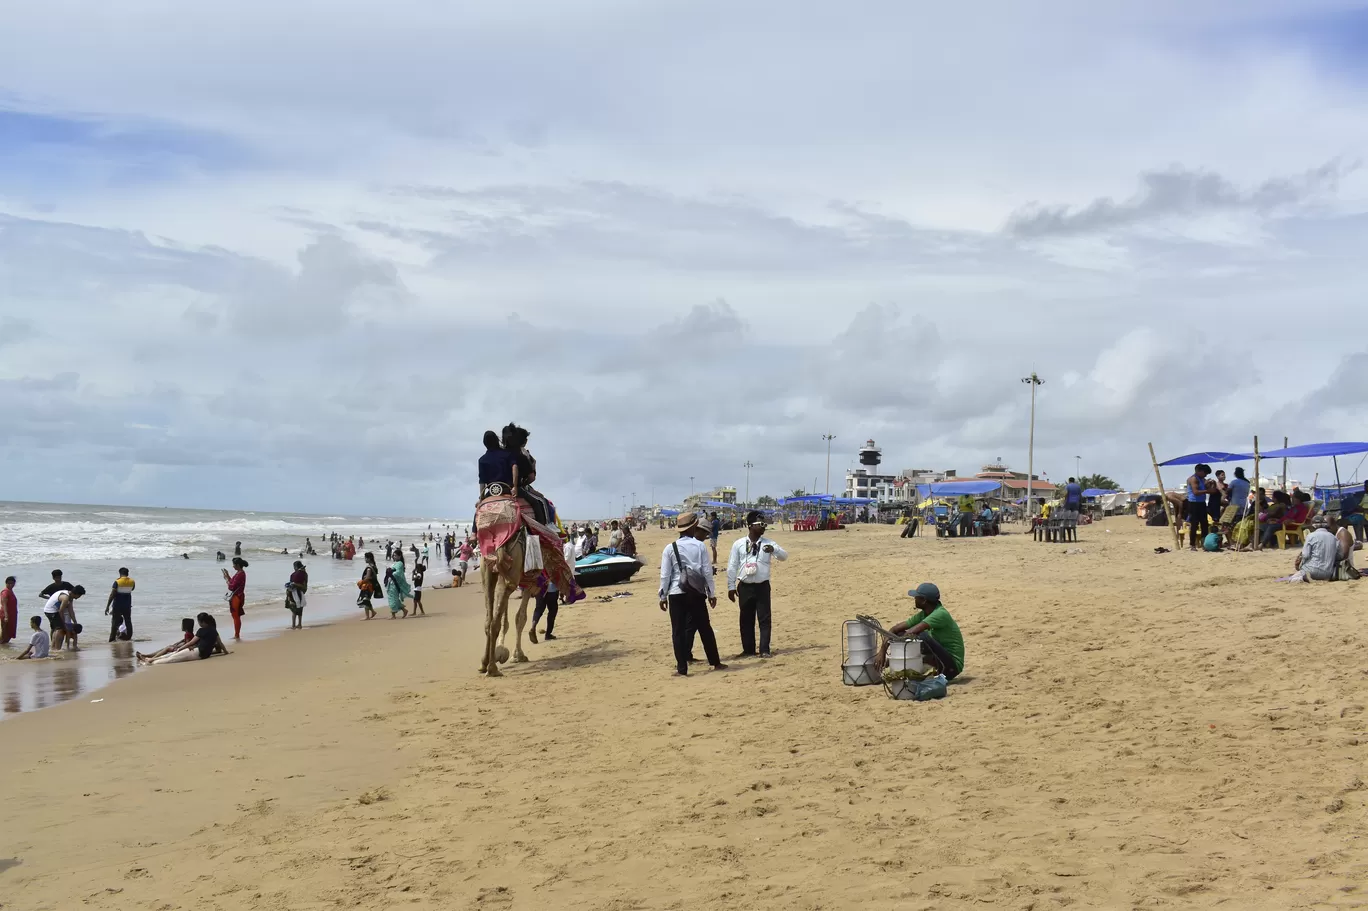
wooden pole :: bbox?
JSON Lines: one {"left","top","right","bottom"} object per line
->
{"left": 1253, "top": 436, "right": 1261, "bottom": 551}
{"left": 1282, "top": 436, "right": 1288, "bottom": 492}
{"left": 1148, "top": 443, "right": 1180, "bottom": 549}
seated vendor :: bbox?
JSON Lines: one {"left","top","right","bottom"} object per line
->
{"left": 877, "top": 582, "right": 964, "bottom": 680}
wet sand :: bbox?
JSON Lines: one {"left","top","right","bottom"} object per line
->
{"left": 5, "top": 520, "right": 1368, "bottom": 910}
{"left": 0, "top": 583, "right": 398, "bottom": 716}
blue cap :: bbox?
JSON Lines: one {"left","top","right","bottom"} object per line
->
{"left": 908, "top": 582, "right": 940, "bottom": 602}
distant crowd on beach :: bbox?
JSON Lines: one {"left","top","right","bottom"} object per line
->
{"left": 0, "top": 522, "right": 477, "bottom": 668}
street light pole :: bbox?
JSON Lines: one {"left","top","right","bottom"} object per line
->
{"left": 1075, "top": 455, "right": 1082, "bottom": 481}
{"left": 822, "top": 434, "right": 835, "bottom": 494}
{"left": 1021, "top": 373, "right": 1043, "bottom": 519}
{"left": 743, "top": 460, "right": 754, "bottom": 507}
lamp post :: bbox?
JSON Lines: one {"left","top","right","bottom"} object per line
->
{"left": 822, "top": 433, "right": 836, "bottom": 494}
{"left": 1021, "top": 373, "right": 1043, "bottom": 518}
{"left": 1075, "top": 455, "right": 1082, "bottom": 483}
{"left": 743, "top": 460, "right": 754, "bottom": 507}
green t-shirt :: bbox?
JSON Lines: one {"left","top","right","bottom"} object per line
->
{"left": 906, "top": 604, "right": 964, "bottom": 672}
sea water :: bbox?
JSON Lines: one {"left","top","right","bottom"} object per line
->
{"left": 0, "top": 501, "right": 467, "bottom": 715}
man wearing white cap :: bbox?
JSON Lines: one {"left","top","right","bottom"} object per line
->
{"left": 658, "top": 512, "right": 726, "bottom": 676}
{"left": 726, "top": 510, "right": 788, "bottom": 658}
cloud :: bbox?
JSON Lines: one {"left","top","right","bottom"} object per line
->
{"left": 1005, "top": 160, "right": 1354, "bottom": 238}
{"left": 3, "top": 2, "right": 1368, "bottom": 514}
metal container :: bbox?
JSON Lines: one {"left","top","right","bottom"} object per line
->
{"left": 841, "top": 620, "right": 880, "bottom": 686}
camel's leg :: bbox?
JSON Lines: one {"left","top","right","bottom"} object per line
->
{"left": 511, "top": 590, "right": 532, "bottom": 662}
{"left": 480, "top": 553, "right": 498, "bottom": 675}
{"left": 490, "top": 570, "right": 514, "bottom": 669}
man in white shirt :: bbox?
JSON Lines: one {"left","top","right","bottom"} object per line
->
{"left": 726, "top": 510, "right": 789, "bottom": 658}
{"left": 1293, "top": 515, "right": 1340, "bottom": 581}
{"left": 608, "top": 520, "right": 623, "bottom": 551}
{"left": 17, "top": 615, "right": 50, "bottom": 659}
{"left": 658, "top": 512, "right": 726, "bottom": 676}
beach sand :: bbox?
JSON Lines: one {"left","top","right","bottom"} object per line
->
{"left": 6, "top": 519, "right": 1368, "bottom": 909}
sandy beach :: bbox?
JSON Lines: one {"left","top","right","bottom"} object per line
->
{"left": 6, "top": 519, "right": 1368, "bottom": 910}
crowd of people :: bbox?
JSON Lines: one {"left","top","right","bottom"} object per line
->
{"left": 1169, "top": 464, "right": 1364, "bottom": 581}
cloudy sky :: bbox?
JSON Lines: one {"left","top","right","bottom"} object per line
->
{"left": 2, "top": 0, "right": 1367, "bottom": 517}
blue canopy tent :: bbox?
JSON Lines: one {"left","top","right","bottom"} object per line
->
{"left": 915, "top": 480, "right": 1002, "bottom": 498}
{"left": 1255, "top": 442, "right": 1368, "bottom": 493}
{"left": 1157, "top": 451, "right": 1252, "bottom": 467}
{"left": 777, "top": 494, "right": 834, "bottom": 506}
{"left": 1082, "top": 488, "right": 1117, "bottom": 498}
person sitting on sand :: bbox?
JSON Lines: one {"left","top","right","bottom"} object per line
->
{"left": 16, "top": 616, "right": 50, "bottom": 659}
{"left": 1334, "top": 517, "right": 1361, "bottom": 580}
{"left": 876, "top": 582, "right": 964, "bottom": 681}
{"left": 140, "top": 613, "right": 229, "bottom": 665}
{"left": 1283, "top": 515, "right": 1339, "bottom": 582}
{"left": 136, "top": 618, "right": 196, "bottom": 662}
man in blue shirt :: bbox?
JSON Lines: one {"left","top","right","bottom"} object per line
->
{"left": 1063, "top": 478, "right": 1083, "bottom": 516}
{"left": 1218, "top": 466, "right": 1252, "bottom": 548}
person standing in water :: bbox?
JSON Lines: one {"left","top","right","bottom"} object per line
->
{"left": 286, "top": 561, "right": 308, "bottom": 629}
{"left": 410, "top": 562, "right": 426, "bottom": 617}
{"left": 357, "top": 553, "right": 380, "bottom": 620}
{"left": 105, "top": 567, "right": 135, "bottom": 642}
{"left": 222, "top": 557, "right": 247, "bottom": 640}
{"left": 0, "top": 576, "right": 17, "bottom": 645}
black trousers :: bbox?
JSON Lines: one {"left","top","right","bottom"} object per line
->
{"left": 736, "top": 580, "right": 771, "bottom": 655}
{"left": 109, "top": 604, "right": 132, "bottom": 641}
{"left": 916, "top": 631, "right": 961, "bottom": 680}
{"left": 532, "top": 589, "right": 559, "bottom": 636}
{"left": 1185, "top": 500, "right": 1209, "bottom": 548}
{"left": 668, "top": 592, "right": 720, "bottom": 674}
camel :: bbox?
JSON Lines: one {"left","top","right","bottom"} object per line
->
{"left": 478, "top": 528, "right": 534, "bottom": 677}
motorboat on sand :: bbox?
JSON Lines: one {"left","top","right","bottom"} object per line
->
{"left": 574, "top": 549, "right": 645, "bottom": 587}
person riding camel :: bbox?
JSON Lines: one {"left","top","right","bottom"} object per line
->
{"left": 475, "top": 425, "right": 583, "bottom": 606}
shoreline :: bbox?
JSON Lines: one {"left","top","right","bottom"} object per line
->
{"left": 0, "top": 560, "right": 462, "bottom": 717}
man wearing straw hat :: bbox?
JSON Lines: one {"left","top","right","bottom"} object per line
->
{"left": 726, "top": 509, "right": 788, "bottom": 658}
{"left": 658, "top": 512, "right": 727, "bottom": 677}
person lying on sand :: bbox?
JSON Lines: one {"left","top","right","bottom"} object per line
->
{"left": 139, "top": 613, "right": 229, "bottom": 665}
{"left": 136, "top": 618, "right": 196, "bottom": 663}
{"left": 876, "top": 582, "right": 964, "bottom": 680}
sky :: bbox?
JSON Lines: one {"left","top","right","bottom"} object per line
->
{"left": 2, "top": 0, "right": 1368, "bottom": 517}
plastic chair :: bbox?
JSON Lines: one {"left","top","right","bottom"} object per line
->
{"left": 1273, "top": 522, "right": 1305, "bottom": 550}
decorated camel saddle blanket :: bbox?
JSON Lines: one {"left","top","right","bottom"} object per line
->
{"left": 475, "top": 496, "right": 523, "bottom": 559}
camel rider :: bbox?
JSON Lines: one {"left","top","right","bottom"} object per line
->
{"left": 478, "top": 430, "right": 517, "bottom": 502}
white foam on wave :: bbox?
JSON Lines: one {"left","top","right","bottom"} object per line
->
{"left": 0, "top": 516, "right": 458, "bottom": 566}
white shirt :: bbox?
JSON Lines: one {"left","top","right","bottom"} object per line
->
{"left": 609, "top": 530, "right": 623, "bottom": 550}
{"left": 726, "top": 535, "right": 789, "bottom": 591}
{"left": 658, "top": 535, "right": 716, "bottom": 599}
{"left": 563, "top": 542, "right": 577, "bottom": 565}
{"left": 43, "top": 591, "right": 67, "bottom": 615}
{"left": 29, "top": 629, "right": 49, "bottom": 658}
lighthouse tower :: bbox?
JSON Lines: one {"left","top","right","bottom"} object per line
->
{"left": 858, "top": 439, "right": 882, "bottom": 469}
